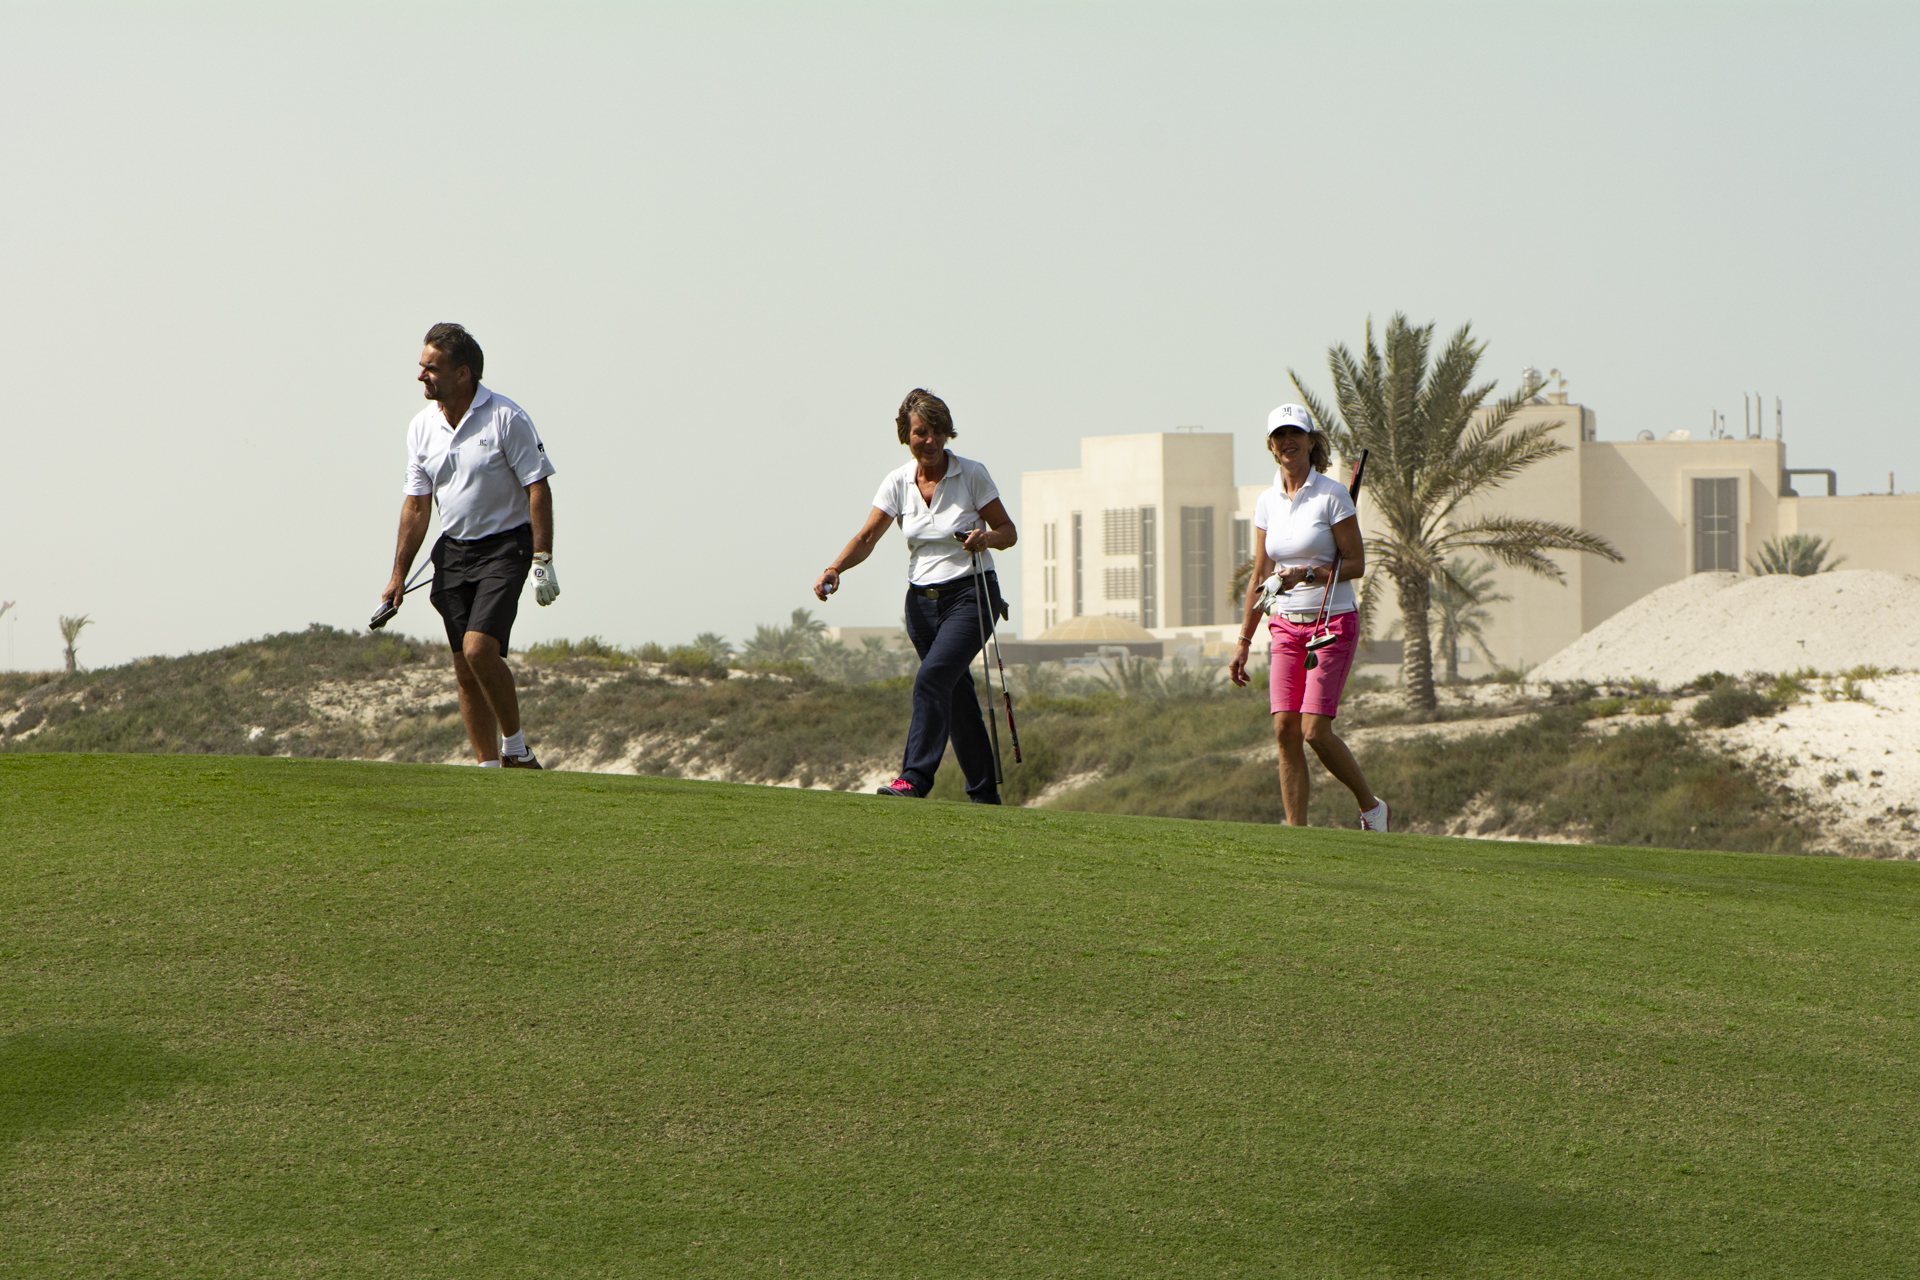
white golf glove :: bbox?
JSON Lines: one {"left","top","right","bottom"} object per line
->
{"left": 1254, "top": 571, "right": 1284, "bottom": 615}
{"left": 531, "top": 553, "right": 560, "bottom": 606}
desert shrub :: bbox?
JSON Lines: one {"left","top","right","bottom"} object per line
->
{"left": 1843, "top": 664, "right": 1885, "bottom": 682}
{"left": 1013, "top": 663, "right": 1068, "bottom": 700}
{"left": 1159, "top": 656, "right": 1229, "bottom": 701}
{"left": 1766, "top": 672, "right": 1811, "bottom": 705}
{"left": 663, "top": 645, "right": 726, "bottom": 680}
{"left": 524, "top": 637, "right": 633, "bottom": 667}
{"left": 1583, "top": 697, "right": 1627, "bottom": 718}
{"left": 736, "top": 660, "right": 812, "bottom": 680}
{"left": 1826, "top": 677, "right": 1868, "bottom": 704}
{"left": 636, "top": 642, "right": 670, "bottom": 663}
{"left": 1691, "top": 685, "right": 1776, "bottom": 728}
{"left": 1631, "top": 698, "right": 1672, "bottom": 716}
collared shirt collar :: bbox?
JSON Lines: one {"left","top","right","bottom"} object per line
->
{"left": 916, "top": 449, "right": 956, "bottom": 494}
{"left": 1275, "top": 465, "right": 1327, "bottom": 504}
{"left": 437, "top": 383, "right": 494, "bottom": 433}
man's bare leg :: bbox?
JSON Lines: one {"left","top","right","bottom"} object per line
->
{"left": 452, "top": 631, "right": 521, "bottom": 763}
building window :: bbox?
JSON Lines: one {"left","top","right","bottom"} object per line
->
{"left": 1693, "top": 478, "right": 1738, "bottom": 572}
{"left": 1104, "top": 566, "right": 1140, "bottom": 599}
{"left": 1181, "top": 506, "right": 1215, "bottom": 625}
{"left": 1103, "top": 508, "right": 1140, "bottom": 555}
{"left": 1140, "top": 506, "right": 1157, "bottom": 629}
{"left": 1071, "top": 513, "right": 1083, "bottom": 616}
{"left": 1232, "top": 516, "right": 1251, "bottom": 570}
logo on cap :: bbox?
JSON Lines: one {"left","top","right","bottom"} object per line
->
{"left": 1268, "top": 403, "right": 1315, "bottom": 435}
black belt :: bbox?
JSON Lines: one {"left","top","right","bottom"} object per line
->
{"left": 913, "top": 570, "right": 994, "bottom": 601}
{"left": 441, "top": 523, "right": 530, "bottom": 548}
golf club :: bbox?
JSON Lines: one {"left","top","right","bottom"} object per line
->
{"left": 1302, "top": 552, "right": 1342, "bottom": 671}
{"left": 955, "top": 530, "right": 1007, "bottom": 784}
{"left": 973, "top": 552, "right": 1022, "bottom": 765}
{"left": 369, "top": 560, "right": 432, "bottom": 630}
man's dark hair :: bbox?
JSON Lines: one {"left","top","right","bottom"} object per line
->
{"left": 895, "top": 388, "right": 956, "bottom": 444}
{"left": 424, "top": 323, "right": 484, "bottom": 383}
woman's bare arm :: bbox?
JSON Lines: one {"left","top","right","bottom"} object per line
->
{"left": 1329, "top": 515, "right": 1364, "bottom": 581}
{"left": 959, "top": 498, "right": 1018, "bottom": 553}
{"left": 814, "top": 508, "right": 894, "bottom": 601}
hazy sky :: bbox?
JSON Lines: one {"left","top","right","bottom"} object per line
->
{"left": 4, "top": 1, "right": 1915, "bottom": 671}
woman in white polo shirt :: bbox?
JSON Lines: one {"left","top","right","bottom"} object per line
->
{"left": 814, "top": 389, "right": 1017, "bottom": 802}
{"left": 1227, "top": 404, "right": 1389, "bottom": 832}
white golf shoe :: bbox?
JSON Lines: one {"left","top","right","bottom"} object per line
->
{"left": 1358, "top": 799, "right": 1390, "bottom": 833}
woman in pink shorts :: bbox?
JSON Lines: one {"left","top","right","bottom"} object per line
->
{"left": 1227, "top": 404, "right": 1390, "bottom": 832}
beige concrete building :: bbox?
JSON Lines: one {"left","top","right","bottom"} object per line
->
{"left": 1021, "top": 393, "right": 1920, "bottom": 673}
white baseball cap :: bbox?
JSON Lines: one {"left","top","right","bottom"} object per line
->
{"left": 1267, "top": 403, "right": 1315, "bottom": 435}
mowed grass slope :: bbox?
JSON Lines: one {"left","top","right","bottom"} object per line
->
{"left": 3, "top": 754, "right": 1917, "bottom": 1278}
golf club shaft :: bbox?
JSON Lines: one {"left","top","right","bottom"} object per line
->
{"left": 968, "top": 550, "right": 1004, "bottom": 786}
{"left": 986, "top": 601, "right": 1022, "bottom": 764}
{"left": 1312, "top": 552, "right": 1342, "bottom": 633}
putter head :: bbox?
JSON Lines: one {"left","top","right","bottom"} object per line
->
{"left": 369, "top": 600, "right": 398, "bottom": 631}
{"left": 1305, "top": 630, "right": 1340, "bottom": 652}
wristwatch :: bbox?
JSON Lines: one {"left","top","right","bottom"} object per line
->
{"left": 1303, "top": 566, "right": 1318, "bottom": 586}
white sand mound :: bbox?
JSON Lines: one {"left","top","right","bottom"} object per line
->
{"left": 1532, "top": 570, "right": 1920, "bottom": 686}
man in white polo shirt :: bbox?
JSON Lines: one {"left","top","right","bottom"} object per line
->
{"left": 379, "top": 323, "right": 558, "bottom": 768}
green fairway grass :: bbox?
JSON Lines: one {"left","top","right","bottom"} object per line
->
{"left": 3, "top": 754, "right": 1916, "bottom": 1277}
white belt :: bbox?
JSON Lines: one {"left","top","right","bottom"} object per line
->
{"left": 1274, "top": 607, "right": 1355, "bottom": 625}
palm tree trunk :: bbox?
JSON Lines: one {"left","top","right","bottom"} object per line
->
{"left": 1396, "top": 569, "right": 1437, "bottom": 715}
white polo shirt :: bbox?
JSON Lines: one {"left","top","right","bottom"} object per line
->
{"left": 872, "top": 451, "right": 1001, "bottom": 586}
{"left": 1255, "top": 467, "right": 1359, "bottom": 615}
{"left": 403, "top": 385, "right": 556, "bottom": 540}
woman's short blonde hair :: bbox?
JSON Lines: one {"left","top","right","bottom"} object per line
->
{"left": 896, "top": 388, "right": 956, "bottom": 444}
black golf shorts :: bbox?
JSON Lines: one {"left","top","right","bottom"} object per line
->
{"left": 429, "top": 523, "right": 533, "bottom": 654}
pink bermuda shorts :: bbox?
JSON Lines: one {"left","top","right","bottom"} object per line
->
{"left": 1268, "top": 610, "right": 1361, "bottom": 718}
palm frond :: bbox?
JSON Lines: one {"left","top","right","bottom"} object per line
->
{"left": 1439, "top": 515, "right": 1623, "bottom": 581}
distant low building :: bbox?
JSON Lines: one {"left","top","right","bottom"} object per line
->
{"left": 996, "top": 614, "right": 1163, "bottom": 667}
{"left": 1021, "top": 387, "right": 1920, "bottom": 674}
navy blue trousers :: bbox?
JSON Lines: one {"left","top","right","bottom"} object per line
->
{"left": 900, "top": 570, "right": 1004, "bottom": 802}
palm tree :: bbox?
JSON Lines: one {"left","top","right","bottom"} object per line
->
{"left": 1748, "top": 533, "right": 1842, "bottom": 576}
{"left": 738, "top": 608, "right": 831, "bottom": 666}
{"left": 691, "top": 632, "right": 735, "bottom": 664}
{"left": 58, "top": 614, "right": 92, "bottom": 674}
{"left": 1430, "top": 557, "right": 1508, "bottom": 684}
{"left": 1228, "top": 558, "right": 1257, "bottom": 615}
{"left": 1291, "top": 315, "right": 1622, "bottom": 714}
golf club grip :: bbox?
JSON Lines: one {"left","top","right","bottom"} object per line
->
{"left": 1003, "top": 691, "right": 1021, "bottom": 763}
{"left": 1349, "top": 449, "right": 1368, "bottom": 500}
